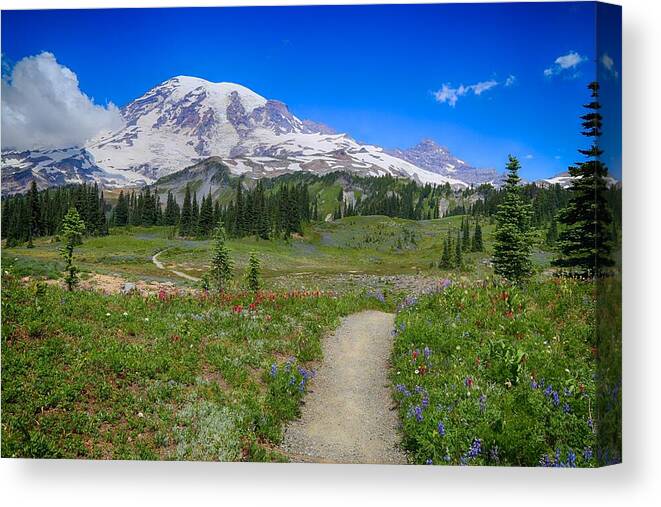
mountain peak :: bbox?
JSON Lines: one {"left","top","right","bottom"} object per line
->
{"left": 414, "top": 138, "right": 447, "bottom": 152}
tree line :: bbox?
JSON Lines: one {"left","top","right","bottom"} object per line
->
{"left": 2, "top": 181, "right": 108, "bottom": 246}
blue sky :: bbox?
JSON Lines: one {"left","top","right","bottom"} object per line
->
{"left": 1, "top": 2, "right": 621, "bottom": 179}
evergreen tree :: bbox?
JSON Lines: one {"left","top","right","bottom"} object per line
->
{"left": 27, "top": 180, "right": 42, "bottom": 240}
{"left": 59, "top": 207, "right": 86, "bottom": 291}
{"left": 455, "top": 230, "right": 463, "bottom": 268}
{"left": 198, "top": 193, "right": 214, "bottom": 237}
{"left": 191, "top": 192, "right": 199, "bottom": 233}
{"left": 209, "top": 220, "right": 233, "bottom": 291}
{"left": 462, "top": 217, "right": 470, "bottom": 250}
{"left": 471, "top": 221, "right": 484, "bottom": 252}
{"left": 245, "top": 251, "right": 261, "bottom": 292}
{"left": 179, "top": 185, "right": 192, "bottom": 236}
{"left": 440, "top": 237, "right": 452, "bottom": 269}
{"left": 492, "top": 155, "right": 533, "bottom": 283}
{"left": 553, "top": 82, "right": 614, "bottom": 276}
{"left": 546, "top": 218, "right": 558, "bottom": 247}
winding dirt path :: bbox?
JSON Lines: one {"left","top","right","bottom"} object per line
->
{"left": 152, "top": 249, "right": 201, "bottom": 282}
{"left": 281, "top": 310, "right": 406, "bottom": 464}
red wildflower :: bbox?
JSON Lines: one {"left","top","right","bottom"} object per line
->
{"left": 412, "top": 350, "right": 419, "bottom": 360}
{"left": 158, "top": 289, "right": 168, "bottom": 301}
{"left": 233, "top": 305, "right": 243, "bottom": 314}
{"left": 249, "top": 302, "right": 257, "bottom": 311}
{"left": 504, "top": 310, "right": 514, "bottom": 319}
{"left": 171, "top": 334, "right": 181, "bottom": 343}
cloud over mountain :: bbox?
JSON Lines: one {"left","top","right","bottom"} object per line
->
{"left": 1, "top": 52, "right": 124, "bottom": 150}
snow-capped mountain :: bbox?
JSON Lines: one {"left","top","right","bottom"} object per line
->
{"left": 388, "top": 139, "right": 502, "bottom": 186}
{"left": 0, "top": 147, "right": 151, "bottom": 194}
{"left": 538, "top": 171, "right": 620, "bottom": 189}
{"left": 84, "top": 76, "right": 467, "bottom": 188}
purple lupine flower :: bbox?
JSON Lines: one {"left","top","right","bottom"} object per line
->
{"left": 288, "top": 376, "right": 296, "bottom": 385}
{"left": 563, "top": 387, "right": 572, "bottom": 396}
{"left": 563, "top": 402, "right": 571, "bottom": 414}
{"left": 587, "top": 417, "right": 594, "bottom": 429}
{"left": 437, "top": 421, "right": 446, "bottom": 436}
{"left": 440, "top": 278, "right": 452, "bottom": 289}
{"left": 544, "top": 385, "right": 553, "bottom": 397}
{"left": 298, "top": 379, "right": 306, "bottom": 392}
{"left": 422, "top": 396, "right": 429, "bottom": 408}
{"left": 423, "top": 346, "right": 431, "bottom": 360}
{"left": 479, "top": 394, "right": 487, "bottom": 413}
{"left": 489, "top": 445, "right": 500, "bottom": 464}
{"left": 396, "top": 384, "right": 411, "bottom": 397}
{"left": 583, "top": 447, "right": 593, "bottom": 461}
{"left": 443, "top": 454, "right": 451, "bottom": 462}
{"left": 467, "top": 438, "right": 482, "bottom": 458}
{"left": 530, "top": 379, "right": 539, "bottom": 389}
{"left": 540, "top": 454, "right": 552, "bottom": 467}
{"left": 425, "top": 458, "right": 433, "bottom": 465}
{"left": 269, "top": 364, "right": 278, "bottom": 377}
{"left": 552, "top": 391, "right": 560, "bottom": 407}
{"left": 414, "top": 385, "right": 425, "bottom": 394}
{"left": 412, "top": 406, "right": 423, "bottom": 422}
{"left": 566, "top": 450, "right": 577, "bottom": 468}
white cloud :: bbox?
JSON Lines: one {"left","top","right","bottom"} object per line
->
{"left": 525, "top": 154, "right": 534, "bottom": 160}
{"left": 471, "top": 80, "right": 498, "bottom": 95}
{"left": 601, "top": 53, "right": 619, "bottom": 78}
{"left": 1, "top": 52, "right": 124, "bottom": 150}
{"left": 504, "top": 75, "right": 517, "bottom": 87}
{"left": 434, "top": 79, "right": 500, "bottom": 107}
{"left": 544, "top": 51, "right": 587, "bottom": 78}
{"left": 433, "top": 84, "right": 468, "bottom": 107}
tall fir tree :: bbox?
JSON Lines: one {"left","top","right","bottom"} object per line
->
{"left": 198, "top": 193, "right": 214, "bottom": 237}
{"left": 492, "top": 155, "right": 533, "bottom": 283}
{"left": 552, "top": 82, "right": 614, "bottom": 276}
{"left": 454, "top": 230, "right": 463, "bottom": 268}
{"left": 462, "top": 217, "right": 470, "bottom": 250}
{"left": 179, "top": 185, "right": 192, "bottom": 236}
{"left": 471, "top": 221, "right": 484, "bottom": 252}
{"left": 440, "top": 237, "right": 452, "bottom": 269}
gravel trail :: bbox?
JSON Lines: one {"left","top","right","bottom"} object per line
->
{"left": 281, "top": 310, "right": 406, "bottom": 464}
{"left": 152, "top": 249, "right": 200, "bottom": 282}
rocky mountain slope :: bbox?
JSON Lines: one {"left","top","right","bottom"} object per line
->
{"left": 388, "top": 139, "right": 502, "bottom": 185}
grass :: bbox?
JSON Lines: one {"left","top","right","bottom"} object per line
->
{"left": 1, "top": 273, "right": 392, "bottom": 460}
{"left": 0, "top": 214, "right": 620, "bottom": 465}
{"left": 1, "top": 216, "right": 503, "bottom": 289}
{"left": 390, "top": 277, "right": 621, "bottom": 467}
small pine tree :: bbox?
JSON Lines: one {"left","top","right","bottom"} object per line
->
{"left": 472, "top": 221, "right": 484, "bottom": 252}
{"left": 245, "top": 251, "right": 261, "bottom": 292}
{"left": 492, "top": 155, "right": 533, "bottom": 283}
{"left": 440, "top": 237, "right": 452, "bottom": 268}
{"left": 209, "top": 220, "right": 233, "bottom": 291}
{"left": 455, "top": 230, "right": 463, "bottom": 268}
{"left": 59, "top": 207, "right": 86, "bottom": 291}
{"left": 462, "top": 217, "right": 470, "bottom": 250}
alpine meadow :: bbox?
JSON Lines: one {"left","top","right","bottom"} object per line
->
{"left": 1, "top": 2, "right": 622, "bottom": 467}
